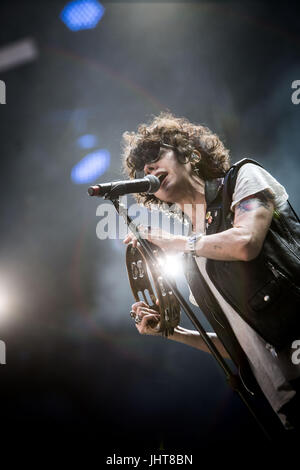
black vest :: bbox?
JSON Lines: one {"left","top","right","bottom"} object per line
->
{"left": 184, "top": 158, "right": 300, "bottom": 352}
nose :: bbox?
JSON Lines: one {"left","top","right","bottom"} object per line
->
{"left": 143, "top": 162, "right": 158, "bottom": 175}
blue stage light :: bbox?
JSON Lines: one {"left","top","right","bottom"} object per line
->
{"left": 71, "top": 149, "right": 110, "bottom": 184}
{"left": 77, "top": 134, "right": 98, "bottom": 149}
{"left": 60, "top": 0, "right": 105, "bottom": 32}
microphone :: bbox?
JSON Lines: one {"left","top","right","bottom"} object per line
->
{"left": 88, "top": 174, "right": 161, "bottom": 198}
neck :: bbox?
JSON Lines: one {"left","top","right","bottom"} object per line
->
{"left": 177, "top": 174, "right": 206, "bottom": 233}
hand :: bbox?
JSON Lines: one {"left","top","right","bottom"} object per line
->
{"left": 130, "top": 301, "right": 161, "bottom": 336}
{"left": 123, "top": 225, "right": 186, "bottom": 253}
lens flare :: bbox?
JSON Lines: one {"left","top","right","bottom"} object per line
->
{"left": 158, "top": 254, "right": 182, "bottom": 277}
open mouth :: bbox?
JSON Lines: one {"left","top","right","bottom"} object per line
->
{"left": 158, "top": 173, "right": 168, "bottom": 188}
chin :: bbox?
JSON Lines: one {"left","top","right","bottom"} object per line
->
{"left": 157, "top": 191, "right": 175, "bottom": 205}
{"left": 155, "top": 177, "right": 178, "bottom": 203}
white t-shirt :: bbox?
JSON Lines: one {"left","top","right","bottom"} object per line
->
{"left": 189, "top": 163, "right": 300, "bottom": 428}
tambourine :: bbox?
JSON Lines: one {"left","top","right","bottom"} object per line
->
{"left": 126, "top": 241, "right": 180, "bottom": 336}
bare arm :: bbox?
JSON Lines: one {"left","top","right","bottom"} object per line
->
{"left": 130, "top": 301, "right": 230, "bottom": 359}
{"left": 123, "top": 190, "right": 275, "bottom": 262}
{"left": 168, "top": 326, "right": 231, "bottom": 359}
{"left": 192, "top": 189, "right": 275, "bottom": 261}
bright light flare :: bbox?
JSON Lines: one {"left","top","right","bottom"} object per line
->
{"left": 158, "top": 254, "right": 183, "bottom": 277}
{"left": 0, "top": 291, "right": 10, "bottom": 314}
{"left": 0, "top": 285, "right": 14, "bottom": 322}
{"left": 0, "top": 275, "right": 23, "bottom": 325}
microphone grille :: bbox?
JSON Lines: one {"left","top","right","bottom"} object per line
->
{"left": 88, "top": 186, "right": 96, "bottom": 196}
{"left": 145, "top": 175, "right": 161, "bottom": 193}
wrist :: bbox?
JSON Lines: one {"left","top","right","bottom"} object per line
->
{"left": 171, "top": 235, "right": 188, "bottom": 252}
{"left": 185, "top": 233, "right": 204, "bottom": 256}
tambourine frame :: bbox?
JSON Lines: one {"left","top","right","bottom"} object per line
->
{"left": 126, "top": 241, "right": 180, "bottom": 336}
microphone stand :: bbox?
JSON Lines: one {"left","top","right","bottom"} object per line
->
{"left": 96, "top": 191, "right": 273, "bottom": 441}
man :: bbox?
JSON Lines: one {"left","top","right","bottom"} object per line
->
{"left": 122, "top": 112, "right": 300, "bottom": 434}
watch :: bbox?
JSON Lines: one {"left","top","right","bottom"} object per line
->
{"left": 187, "top": 233, "right": 203, "bottom": 257}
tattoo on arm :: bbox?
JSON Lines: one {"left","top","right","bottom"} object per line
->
{"left": 235, "top": 189, "right": 275, "bottom": 214}
{"left": 213, "top": 244, "right": 223, "bottom": 251}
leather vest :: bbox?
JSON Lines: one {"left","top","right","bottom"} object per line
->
{"left": 184, "top": 158, "right": 300, "bottom": 351}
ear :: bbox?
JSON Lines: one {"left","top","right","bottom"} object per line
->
{"left": 191, "top": 149, "right": 201, "bottom": 161}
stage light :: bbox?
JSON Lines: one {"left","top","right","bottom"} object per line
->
{"left": 0, "top": 280, "right": 18, "bottom": 324}
{"left": 60, "top": 0, "right": 105, "bottom": 32}
{"left": 158, "top": 254, "right": 183, "bottom": 277}
{"left": 0, "top": 292, "right": 9, "bottom": 317}
{"left": 77, "top": 134, "right": 98, "bottom": 149}
{"left": 71, "top": 149, "right": 110, "bottom": 184}
{"left": 0, "top": 37, "right": 38, "bottom": 73}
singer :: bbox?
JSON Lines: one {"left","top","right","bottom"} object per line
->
{"left": 122, "top": 112, "right": 300, "bottom": 437}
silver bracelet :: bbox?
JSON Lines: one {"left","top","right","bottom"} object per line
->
{"left": 187, "top": 233, "right": 203, "bottom": 257}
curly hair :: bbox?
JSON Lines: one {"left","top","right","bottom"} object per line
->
{"left": 122, "top": 112, "right": 230, "bottom": 208}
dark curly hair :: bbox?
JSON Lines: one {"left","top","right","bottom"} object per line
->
{"left": 122, "top": 112, "right": 230, "bottom": 208}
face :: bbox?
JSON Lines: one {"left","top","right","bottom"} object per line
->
{"left": 143, "top": 149, "right": 193, "bottom": 203}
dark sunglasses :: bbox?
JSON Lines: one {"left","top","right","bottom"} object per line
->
{"left": 134, "top": 142, "right": 175, "bottom": 179}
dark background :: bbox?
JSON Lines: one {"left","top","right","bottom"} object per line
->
{"left": 0, "top": 0, "right": 299, "bottom": 463}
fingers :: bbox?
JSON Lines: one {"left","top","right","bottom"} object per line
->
{"left": 123, "top": 225, "right": 149, "bottom": 247}
{"left": 123, "top": 233, "right": 138, "bottom": 247}
{"left": 130, "top": 301, "right": 161, "bottom": 335}
{"left": 138, "top": 312, "right": 161, "bottom": 335}
{"left": 131, "top": 301, "right": 149, "bottom": 313}
{"left": 131, "top": 301, "right": 158, "bottom": 316}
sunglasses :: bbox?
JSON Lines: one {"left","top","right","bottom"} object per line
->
{"left": 134, "top": 142, "right": 175, "bottom": 179}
